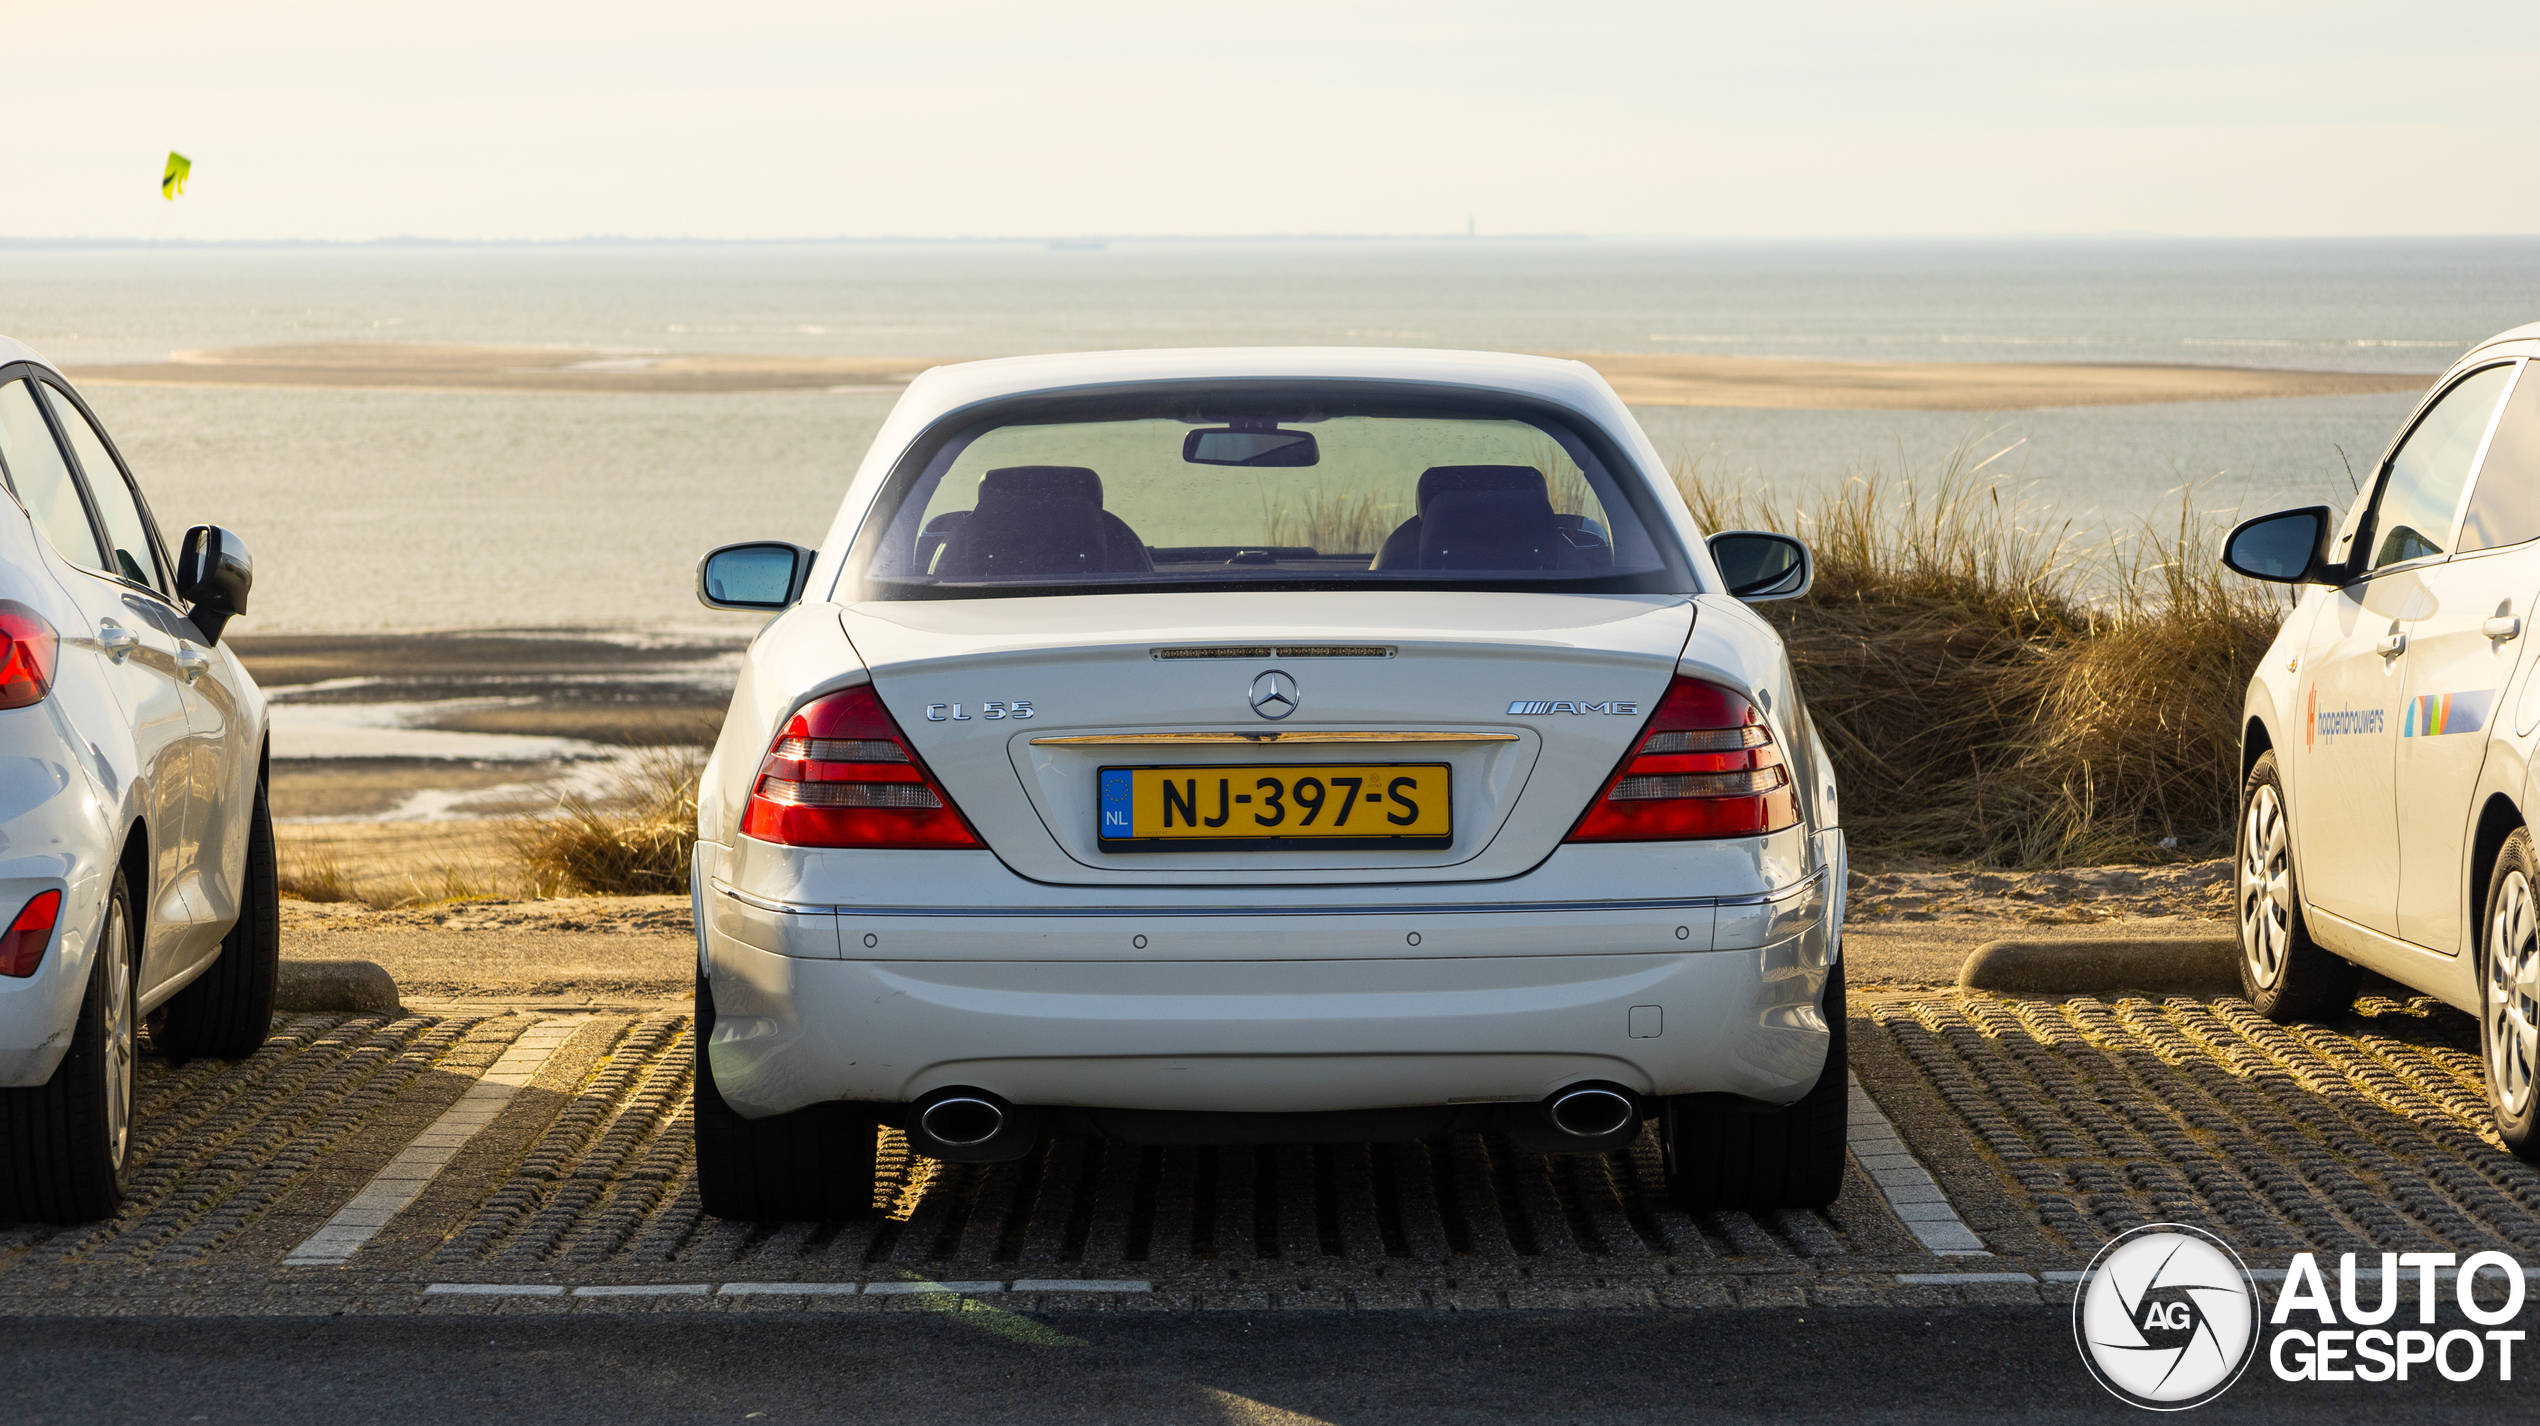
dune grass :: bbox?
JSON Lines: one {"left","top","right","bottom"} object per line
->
{"left": 507, "top": 747, "right": 706, "bottom": 896}
{"left": 1680, "top": 441, "right": 2285, "bottom": 866}
{"left": 275, "top": 849, "right": 362, "bottom": 904}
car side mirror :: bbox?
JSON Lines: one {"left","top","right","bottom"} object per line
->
{"left": 2220, "top": 506, "right": 2337, "bottom": 584}
{"left": 1708, "top": 530, "right": 1812, "bottom": 602}
{"left": 698, "top": 541, "right": 814, "bottom": 611}
{"left": 174, "top": 525, "right": 252, "bottom": 644}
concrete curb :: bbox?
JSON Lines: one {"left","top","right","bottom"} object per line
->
{"left": 276, "top": 959, "right": 403, "bottom": 1014}
{"left": 1957, "top": 936, "right": 2239, "bottom": 995}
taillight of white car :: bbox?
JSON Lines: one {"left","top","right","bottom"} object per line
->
{"left": 0, "top": 890, "right": 60, "bottom": 977}
{"left": 0, "top": 601, "right": 57, "bottom": 710}
{"left": 1565, "top": 675, "right": 1798, "bottom": 841}
{"left": 740, "top": 686, "right": 982, "bottom": 848}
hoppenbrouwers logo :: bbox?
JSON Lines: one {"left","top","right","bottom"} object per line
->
{"left": 2074, "top": 1225, "right": 2262, "bottom": 1410}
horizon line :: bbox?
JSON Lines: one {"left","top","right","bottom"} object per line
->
{"left": 5, "top": 231, "right": 2540, "bottom": 251}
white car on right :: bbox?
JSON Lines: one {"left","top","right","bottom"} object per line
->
{"left": 2225, "top": 319, "right": 2540, "bottom": 1160}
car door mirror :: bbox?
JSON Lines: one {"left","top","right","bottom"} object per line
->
{"left": 1707, "top": 530, "right": 1812, "bottom": 601}
{"left": 174, "top": 525, "right": 252, "bottom": 644}
{"left": 2220, "top": 506, "right": 2337, "bottom": 584}
{"left": 698, "top": 541, "right": 813, "bottom": 611}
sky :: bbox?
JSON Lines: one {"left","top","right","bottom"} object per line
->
{"left": 8, "top": 1, "right": 2539, "bottom": 242}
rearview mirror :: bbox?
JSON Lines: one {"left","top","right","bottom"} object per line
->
{"left": 1183, "top": 426, "right": 1319, "bottom": 467}
{"left": 2220, "top": 506, "right": 2336, "bottom": 584}
{"left": 698, "top": 541, "right": 813, "bottom": 611}
{"left": 175, "top": 525, "right": 252, "bottom": 644}
{"left": 1708, "top": 530, "right": 1812, "bottom": 602}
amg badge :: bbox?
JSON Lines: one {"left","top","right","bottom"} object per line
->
{"left": 1507, "top": 700, "right": 1639, "bottom": 716}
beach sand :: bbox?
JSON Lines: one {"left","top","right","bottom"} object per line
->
{"left": 71, "top": 342, "right": 2434, "bottom": 412}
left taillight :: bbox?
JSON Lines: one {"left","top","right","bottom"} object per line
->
{"left": 1, "top": 890, "right": 62, "bottom": 977}
{"left": 1565, "top": 675, "right": 1800, "bottom": 842}
{"left": 0, "top": 601, "right": 59, "bottom": 711}
{"left": 739, "top": 686, "right": 983, "bottom": 849}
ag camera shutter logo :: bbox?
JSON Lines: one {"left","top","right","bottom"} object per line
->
{"left": 2074, "top": 1224, "right": 2262, "bottom": 1410}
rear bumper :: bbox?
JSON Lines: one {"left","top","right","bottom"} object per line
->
{"left": 0, "top": 751, "right": 117, "bottom": 1087}
{"left": 700, "top": 854, "right": 1839, "bottom": 1119}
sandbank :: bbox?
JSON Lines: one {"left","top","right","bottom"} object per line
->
{"left": 69, "top": 342, "right": 2435, "bottom": 411}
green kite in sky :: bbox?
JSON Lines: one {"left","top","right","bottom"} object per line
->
{"left": 162, "top": 152, "right": 190, "bottom": 200}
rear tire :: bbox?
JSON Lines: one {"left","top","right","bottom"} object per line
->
{"left": 2478, "top": 829, "right": 2540, "bottom": 1162}
{"left": 2237, "top": 751, "right": 2359, "bottom": 1022}
{"left": 152, "top": 777, "right": 280, "bottom": 1060}
{"left": 1664, "top": 958, "right": 1847, "bottom": 1210}
{"left": 693, "top": 973, "right": 878, "bottom": 1221}
{"left": 0, "top": 870, "right": 139, "bottom": 1224}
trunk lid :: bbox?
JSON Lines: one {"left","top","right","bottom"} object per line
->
{"left": 841, "top": 590, "right": 1694, "bottom": 886}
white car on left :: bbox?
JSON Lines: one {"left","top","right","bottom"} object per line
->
{"left": 0, "top": 336, "right": 274, "bottom": 1224}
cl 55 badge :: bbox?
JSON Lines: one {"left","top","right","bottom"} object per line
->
{"left": 1508, "top": 700, "right": 1639, "bottom": 716}
{"left": 926, "top": 701, "right": 1034, "bottom": 721}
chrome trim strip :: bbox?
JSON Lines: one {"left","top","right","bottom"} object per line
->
{"left": 712, "top": 869, "right": 1825, "bottom": 920}
{"left": 1027, "top": 730, "right": 1519, "bottom": 746}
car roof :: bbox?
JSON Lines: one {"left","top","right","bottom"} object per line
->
{"left": 893, "top": 346, "right": 1621, "bottom": 423}
{"left": 0, "top": 334, "right": 55, "bottom": 370}
{"left": 2467, "top": 322, "right": 2540, "bottom": 359}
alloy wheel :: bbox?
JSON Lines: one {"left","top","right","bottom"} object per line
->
{"left": 2488, "top": 869, "right": 2540, "bottom": 1121}
{"left": 102, "top": 899, "right": 134, "bottom": 1172}
{"left": 2239, "top": 784, "right": 2293, "bottom": 988}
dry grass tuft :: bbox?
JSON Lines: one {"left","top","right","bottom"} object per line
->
{"left": 507, "top": 747, "right": 706, "bottom": 896}
{"left": 276, "top": 850, "right": 361, "bottom": 903}
{"left": 275, "top": 843, "right": 360, "bottom": 899}
{"left": 1682, "top": 441, "right": 2284, "bottom": 866}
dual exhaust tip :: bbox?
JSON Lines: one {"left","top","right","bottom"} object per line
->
{"left": 907, "top": 1082, "right": 1644, "bottom": 1161}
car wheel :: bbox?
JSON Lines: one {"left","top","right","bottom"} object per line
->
{"left": 151, "top": 776, "right": 280, "bottom": 1060}
{"left": 1664, "top": 958, "right": 1847, "bottom": 1210}
{"left": 2479, "top": 830, "right": 2540, "bottom": 1160}
{"left": 2237, "top": 751, "right": 2359, "bottom": 1022}
{"left": 0, "top": 869, "right": 139, "bottom": 1224}
{"left": 692, "top": 973, "right": 879, "bottom": 1221}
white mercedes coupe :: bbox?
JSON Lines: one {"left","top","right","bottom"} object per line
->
{"left": 690, "top": 348, "right": 1846, "bottom": 1221}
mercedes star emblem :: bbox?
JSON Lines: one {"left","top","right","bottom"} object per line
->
{"left": 1248, "top": 669, "right": 1300, "bottom": 720}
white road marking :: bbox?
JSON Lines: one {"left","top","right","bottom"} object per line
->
{"left": 421, "top": 1279, "right": 1162, "bottom": 1299}
{"left": 285, "top": 1019, "right": 584, "bottom": 1267}
{"left": 1896, "top": 1272, "right": 2035, "bottom": 1285}
{"left": 1848, "top": 1072, "right": 1989, "bottom": 1256}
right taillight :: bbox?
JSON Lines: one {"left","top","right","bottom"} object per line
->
{"left": 739, "top": 686, "right": 982, "bottom": 849}
{"left": 1565, "top": 676, "right": 1798, "bottom": 842}
{"left": 1, "top": 890, "right": 62, "bottom": 977}
{"left": 0, "top": 601, "right": 58, "bottom": 711}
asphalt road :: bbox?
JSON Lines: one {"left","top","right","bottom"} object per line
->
{"left": 4, "top": 1307, "right": 2523, "bottom": 1425}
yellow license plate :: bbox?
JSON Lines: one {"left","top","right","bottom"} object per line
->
{"left": 1099, "top": 763, "right": 1451, "bottom": 850}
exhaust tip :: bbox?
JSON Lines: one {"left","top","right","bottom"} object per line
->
{"left": 919, "top": 1095, "right": 1005, "bottom": 1147}
{"left": 1547, "top": 1087, "right": 1637, "bottom": 1140}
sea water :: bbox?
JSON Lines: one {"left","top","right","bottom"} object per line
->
{"left": 5, "top": 237, "right": 2532, "bottom": 632}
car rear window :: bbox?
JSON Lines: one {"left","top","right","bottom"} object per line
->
{"left": 850, "top": 393, "right": 1687, "bottom": 599}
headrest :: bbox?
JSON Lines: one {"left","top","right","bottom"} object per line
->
{"left": 1416, "top": 465, "right": 1546, "bottom": 514}
{"left": 979, "top": 465, "right": 1104, "bottom": 508}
